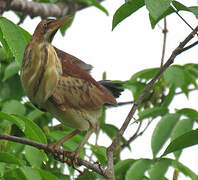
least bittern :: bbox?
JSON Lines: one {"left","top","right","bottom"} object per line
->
{"left": 20, "top": 17, "right": 123, "bottom": 161}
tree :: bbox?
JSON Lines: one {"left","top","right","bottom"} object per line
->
{"left": 0, "top": 0, "right": 198, "bottom": 179}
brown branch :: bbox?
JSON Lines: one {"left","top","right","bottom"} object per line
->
{"left": 0, "top": 133, "right": 106, "bottom": 177}
{"left": 161, "top": 18, "right": 168, "bottom": 67}
{"left": 0, "top": 0, "right": 103, "bottom": 19}
{"left": 121, "top": 121, "right": 142, "bottom": 149}
{"left": 105, "top": 26, "right": 198, "bottom": 180}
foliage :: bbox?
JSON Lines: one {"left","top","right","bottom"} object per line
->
{"left": 0, "top": 0, "right": 198, "bottom": 179}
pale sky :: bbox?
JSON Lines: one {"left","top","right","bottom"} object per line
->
{"left": 4, "top": 0, "right": 198, "bottom": 179}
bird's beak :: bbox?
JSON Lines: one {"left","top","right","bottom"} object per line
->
{"left": 48, "top": 16, "right": 72, "bottom": 31}
{"left": 46, "top": 16, "right": 72, "bottom": 42}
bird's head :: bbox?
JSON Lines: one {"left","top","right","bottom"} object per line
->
{"left": 32, "top": 16, "right": 72, "bottom": 43}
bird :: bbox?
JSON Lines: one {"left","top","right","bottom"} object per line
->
{"left": 20, "top": 16, "right": 123, "bottom": 161}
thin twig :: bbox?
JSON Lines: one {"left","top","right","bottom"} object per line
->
{"left": 161, "top": 18, "right": 168, "bottom": 67}
{"left": 121, "top": 121, "right": 142, "bottom": 149}
{"left": 0, "top": 133, "right": 106, "bottom": 177}
{"left": 105, "top": 26, "right": 198, "bottom": 180}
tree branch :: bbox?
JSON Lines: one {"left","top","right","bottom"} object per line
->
{"left": 105, "top": 26, "right": 198, "bottom": 180}
{"left": 0, "top": 0, "right": 103, "bottom": 19}
{"left": 161, "top": 17, "right": 168, "bottom": 67}
{"left": 0, "top": 133, "right": 106, "bottom": 177}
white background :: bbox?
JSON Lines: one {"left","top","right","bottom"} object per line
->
{"left": 4, "top": 0, "right": 198, "bottom": 179}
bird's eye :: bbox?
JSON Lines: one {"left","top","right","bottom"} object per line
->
{"left": 43, "top": 23, "right": 47, "bottom": 29}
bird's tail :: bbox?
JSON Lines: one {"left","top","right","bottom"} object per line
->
{"left": 99, "top": 80, "right": 124, "bottom": 98}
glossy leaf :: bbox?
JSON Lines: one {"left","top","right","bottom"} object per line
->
{"left": 177, "top": 108, "right": 198, "bottom": 123}
{"left": 112, "top": 0, "right": 145, "bottom": 30}
{"left": 130, "top": 67, "right": 159, "bottom": 82}
{"left": 20, "top": 166, "right": 42, "bottom": 180}
{"left": 100, "top": 123, "right": 126, "bottom": 144}
{"left": 163, "top": 158, "right": 198, "bottom": 179}
{"left": 138, "top": 106, "right": 168, "bottom": 121}
{"left": 74, "top": 0, "right": 108, "bottom": 15}
{"left": 0, "top": 152, "right": 22, "bottom": 165}
{"left": 126, "top": 159, "right": 152, "bottom": 180}
{"left": 13, "top": 114, "right": 47, "bottom": 144}
{"left": 25, "top": 146, "right": 43, "bottom": 168}
{"left": 151, "top": 113, "right": 180, "bottom": 157}
{"left": 125, "top": 81, "right": 145, "bottom": 100}
{"left": 149, "top": 7, "right": 174, "bottom": 28}
{"left": 0, "top": 75, "right": 24, "bottom": 101}
{"left": 114, "top": 159, "right": 136, "bottom": 180}
{"left": 60, "top": 14, "right": 75, "bottom": 36}
{"left": 161, "top": 85, "right": 175, "bottom": 107}
{"left": 90, "top": 145, "right": 106, "bottom": 166}
{"left": 163, "top": 129, "right": 198, "bottom": 157}
{"left": 145, "top": 0, "right": 171, "bottom": 20}
{"left": 163, "top": 65, "right": 185, "bottom": 88}
{"left": 0, "top": 17, "right": 27, "bottom": 66}
{"left": 148, "top": 159, "right": 169, "bottom": 180}
{"left": 0, "top": 112, "right": 25, "bottom": 131}
{"left": 3, "top": 61, "right": 19, "bottom": 81}
{"left": 2, "top": 100, "right": 26, "bottom": 115}
{"left": 37, "top": 169, "right": 60, "bottom": 180}
{"left": 171, "top": 119, "right": 193, "bottom": 159}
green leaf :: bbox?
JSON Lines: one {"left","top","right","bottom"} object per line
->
{"left": 3, "top": 61, "right": 19, "bottom": 81}
{"left": 149, "top": 7, "right": 174, "bottom": 28}
{"left": 17, "top": 26, "right": 31, "bottom": 43}
{"left": 0, "top": 75, "right": 24, "bottom": 101}
{"left": 114, "top": 159, "right": 136, "bottom": 180}
{"left": 49, "top": 130, "right": 83, "bottom": 151}
{"left": 2, "top": 100, "right": 26, "bottom": 115}
{"left": 0, "top": 162, "right": 5, "bottom": 177}
{"left": 145, "top": 0, "right": 171, "bottom": 20}
{"left": 0, "top": 152, "right": 22, "bottom": 165}
{"left": 60, "top": 14, "right": 75, "bottom": 36}
{"left": 37, "top": 169, "right": 60, "bottom": 180}
{"left": 74, "top": 0, "right": 108, "bottom": 15}
{"left": 4, "top": 168, "right": 27, "bottom": 180}
{"left": 177, "top": 108, "right": 198, "bottom": 123}
{"left": 25, "top": 146, "right": 43, "bottom": 168}
{"left": 171, "top": 119, "right": 193, "bottom": 159}
{"left": 100, "top": 123, "right": 126, "bottom": 144}
{"left": 27, "top": 109, "right": 45, "bottom": 121}
{"left": 151, "top": 113, "right": 180, "bottom": 157}
{"left": 163, "top": 65, "right": 185, "bottom": 88}
{"left": 148, "top": 159, "right": 169, "bottom": 180}
{"left": 112, "top": 0, "right": 145, "bottom": 30}
{"left": 163, "top": 158, "right": 198, "bottom": 180}
{"left": 162, "top": 129, "right": 198, "bottom": 157}
{"left": 130, "top": 68, "right": 159, "bottom": 82}
{"left": 189, "top": 6, "right": 198, "bottom": 19}
{"left": 138, "top": 106, "right": 168, "bottom": 121}
{"left": 12, "top": 114, "right": 47, "bottom": 144}
{"left": 0, "top": 17, "right": 27, "bottom": 66}
{"left": 20, "top": 166, "right": 42, "bottom": 180}
{"left": 90, "top": 145, "right": 106, "bottom": 166}
{"left": 0, "top": 112, "right": 25, "bottom": 131}
{"left": 99, "top": 106, "right": 106, "bottom": 125}
{"left": 126, "top": 159, "right": 152, "bottom": 180}
{"left": 125, "top": 81, "right": 145, "bottom": 100}
{"left": 161, "top": 85, "right": 175, "bottom": 107}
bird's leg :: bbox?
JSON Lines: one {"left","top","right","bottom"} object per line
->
{"left": 70, "top": 126, "right": 95, "bottom": 164}
{"left": 48, "top": 129, "right": 80, "bottom": 153}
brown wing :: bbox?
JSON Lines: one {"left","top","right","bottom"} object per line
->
{"left": 54, "top": 47, "right": 93, "bottom": 73}
{"left": 50, "top": 60, "right": 117, "bottom": 111}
